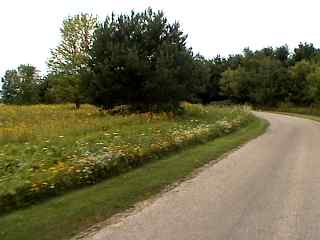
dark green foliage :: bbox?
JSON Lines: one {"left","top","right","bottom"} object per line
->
{"left": 260, "top": 47, "right": 275, "bottom": 57}
{"left": 220, "top": 51, "right": 291, "bottom": 106}
{"left": 289, "top": 60, "right": 316, "bottom": 104}
{"left": 198, "top": 55, "right": 228, "bottom": 103}
{"left": 306, "top": 67, "right": 320, "bottom": 103}
{"left": 293, "top": 42, "right": 319, "bottom": 63}
{"left": 1, "top": 70, "right": 19, "bottom": 103}
{"left": 88, "top": 8, "right": 208, "bottom": 111}
{"left": 205, "top": 44, "right": 320, "bottom": 107}
{"left": 44, "top": 74, "right": 89, "bottom": 107}
{"left": 227, "top": 54, "right": 243, "bottom": 69}
{"left": 275, "top": 45, "right": 290, "bottom": 63}
{"left": 1, "top": 65, "right": 42, "bottom": 104}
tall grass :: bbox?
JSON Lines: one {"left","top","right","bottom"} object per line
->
{"left": 0, "top": 103, "right": 253, "bottom": 213}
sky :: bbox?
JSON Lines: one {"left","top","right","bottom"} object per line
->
{"left": 1, "top": 0, "right": 320, "bottom": 77}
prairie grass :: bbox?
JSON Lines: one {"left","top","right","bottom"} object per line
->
{"left": 0, "top": 103, "right": 253, "bottom": 212}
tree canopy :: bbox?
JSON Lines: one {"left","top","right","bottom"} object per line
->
{"left": 2, "top": 9, "right": 320, "bottom": 109}
{"left": 48, "top": 13, "right": 98, "bottom": 75}
{"left": 46, "top": 13, "right": 98, "bottom": 108}
{"left": 88, "top": 8, "right": 208, "bottom": 111}
{"left": 1, "top": 64, "right": 42, "bottom": 104}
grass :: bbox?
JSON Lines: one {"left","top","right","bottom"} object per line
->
{"left": 264, "top": 105, "right": 320, "bottom": 122}
{"left": 275, "top": 105, "right": 320, "bottom": 117}
{"left": 271, "top": 111, "right": 320, "bottom": 122}
{"left": 0, "top": 103, "right": 253, "bottom": 212}
{"left": 0, "top": 115, "right": 268, "bottom": 240}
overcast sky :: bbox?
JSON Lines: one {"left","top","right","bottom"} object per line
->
{"left": 1, "top": 0, "right": 320, "bottom": 77}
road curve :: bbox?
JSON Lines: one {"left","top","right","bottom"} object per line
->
{"left": 86, "top": 112, "right": 320, "bottom": 240}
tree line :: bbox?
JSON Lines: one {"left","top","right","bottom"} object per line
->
{"left": 2, "top": 8, "right": 320, "bottom": 111}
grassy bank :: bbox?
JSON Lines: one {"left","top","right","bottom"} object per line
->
{"left": 265, "top": 105, "right": 320, "bottom": 122}
{"left": 271, "top": 111, "right": 320, "bottom": 122}
{"left": 272, "top": 106, "right": 320, "bottom": 118}
{"left": 0, "top": 116, "right": 268, "bottom": 240}
{"left": 0, "top": 103, "right": 252, "bottom": 212}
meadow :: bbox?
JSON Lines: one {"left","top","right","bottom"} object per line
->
{"left": 0, "top": 103, "right": 253, "bottom": 212}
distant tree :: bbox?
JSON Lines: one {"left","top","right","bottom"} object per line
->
{"left": 221, "top": 56, "right": 290, "bottom": 106}
{"left": 48, "top": 13, "right": 98, "bottom": 108}
{"left": 260, "top": 47, "right": 275, "bottom": 57}
{"left": 293, "top": 42, "right": 318, "bottom": 63}
{"left": 289, "top": 60, "right": 315, "bottom": 104}
{"left": 249, "top": 57, "right": 289, "bottom": 106}
{"left": 198, "top": 55, "right": 228, "bottom": 103}
{"left": 1, "top": 70, "right": 19, "bottom": 103}
{"left": 220, "top": 67, "right": 252, "bottom": 102}
{"left": 306, "top": 66, "right": 320, "bottom": 103}
{"left": 243, "top": 47, "right": 254, "bottom": 58}
{"left": 275, "top": 45, "right": 290, "bottom": 63}
{"left": 37, "top": 75, "right": 50, "bottom": 103}
{"left": 88, "top": 8, "right": 206, "bottom": 111}
{"left": 190, "top": 55, "right": 211, "bottom": 103}
{"left": 213, "top": 43, "right": 320, "bottom": 106}
{"left": 1, "top": 64, "right": 41, "bottom": 104}
{"left": 226, "top": 54, "right": 243, "bottom": 69}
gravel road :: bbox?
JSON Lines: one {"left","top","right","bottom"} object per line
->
{"left": 85, "top": 112, "right": 320, "bottom": 240}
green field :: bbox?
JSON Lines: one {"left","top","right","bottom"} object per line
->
{"left": 0, "top": 103, "right": 253, "bottom": 212}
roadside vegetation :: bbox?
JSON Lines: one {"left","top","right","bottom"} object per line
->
{"left": 273, "top": 105, "right": 320, "bottom": 117}
{"left": 268, "top": 106, "right": 320, "bottom": 123}
{"left": 0, "top": 103, "right": 253, "bottom": 213}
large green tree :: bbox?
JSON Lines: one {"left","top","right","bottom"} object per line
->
{"left": 48, "top": 13, "right": 98, "bottom": 74}
{"left": 47, "top": 13, "right": 98, "bottom": 108}
{"left": 88, "top": 8, "right": 208, "bottom": 111}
